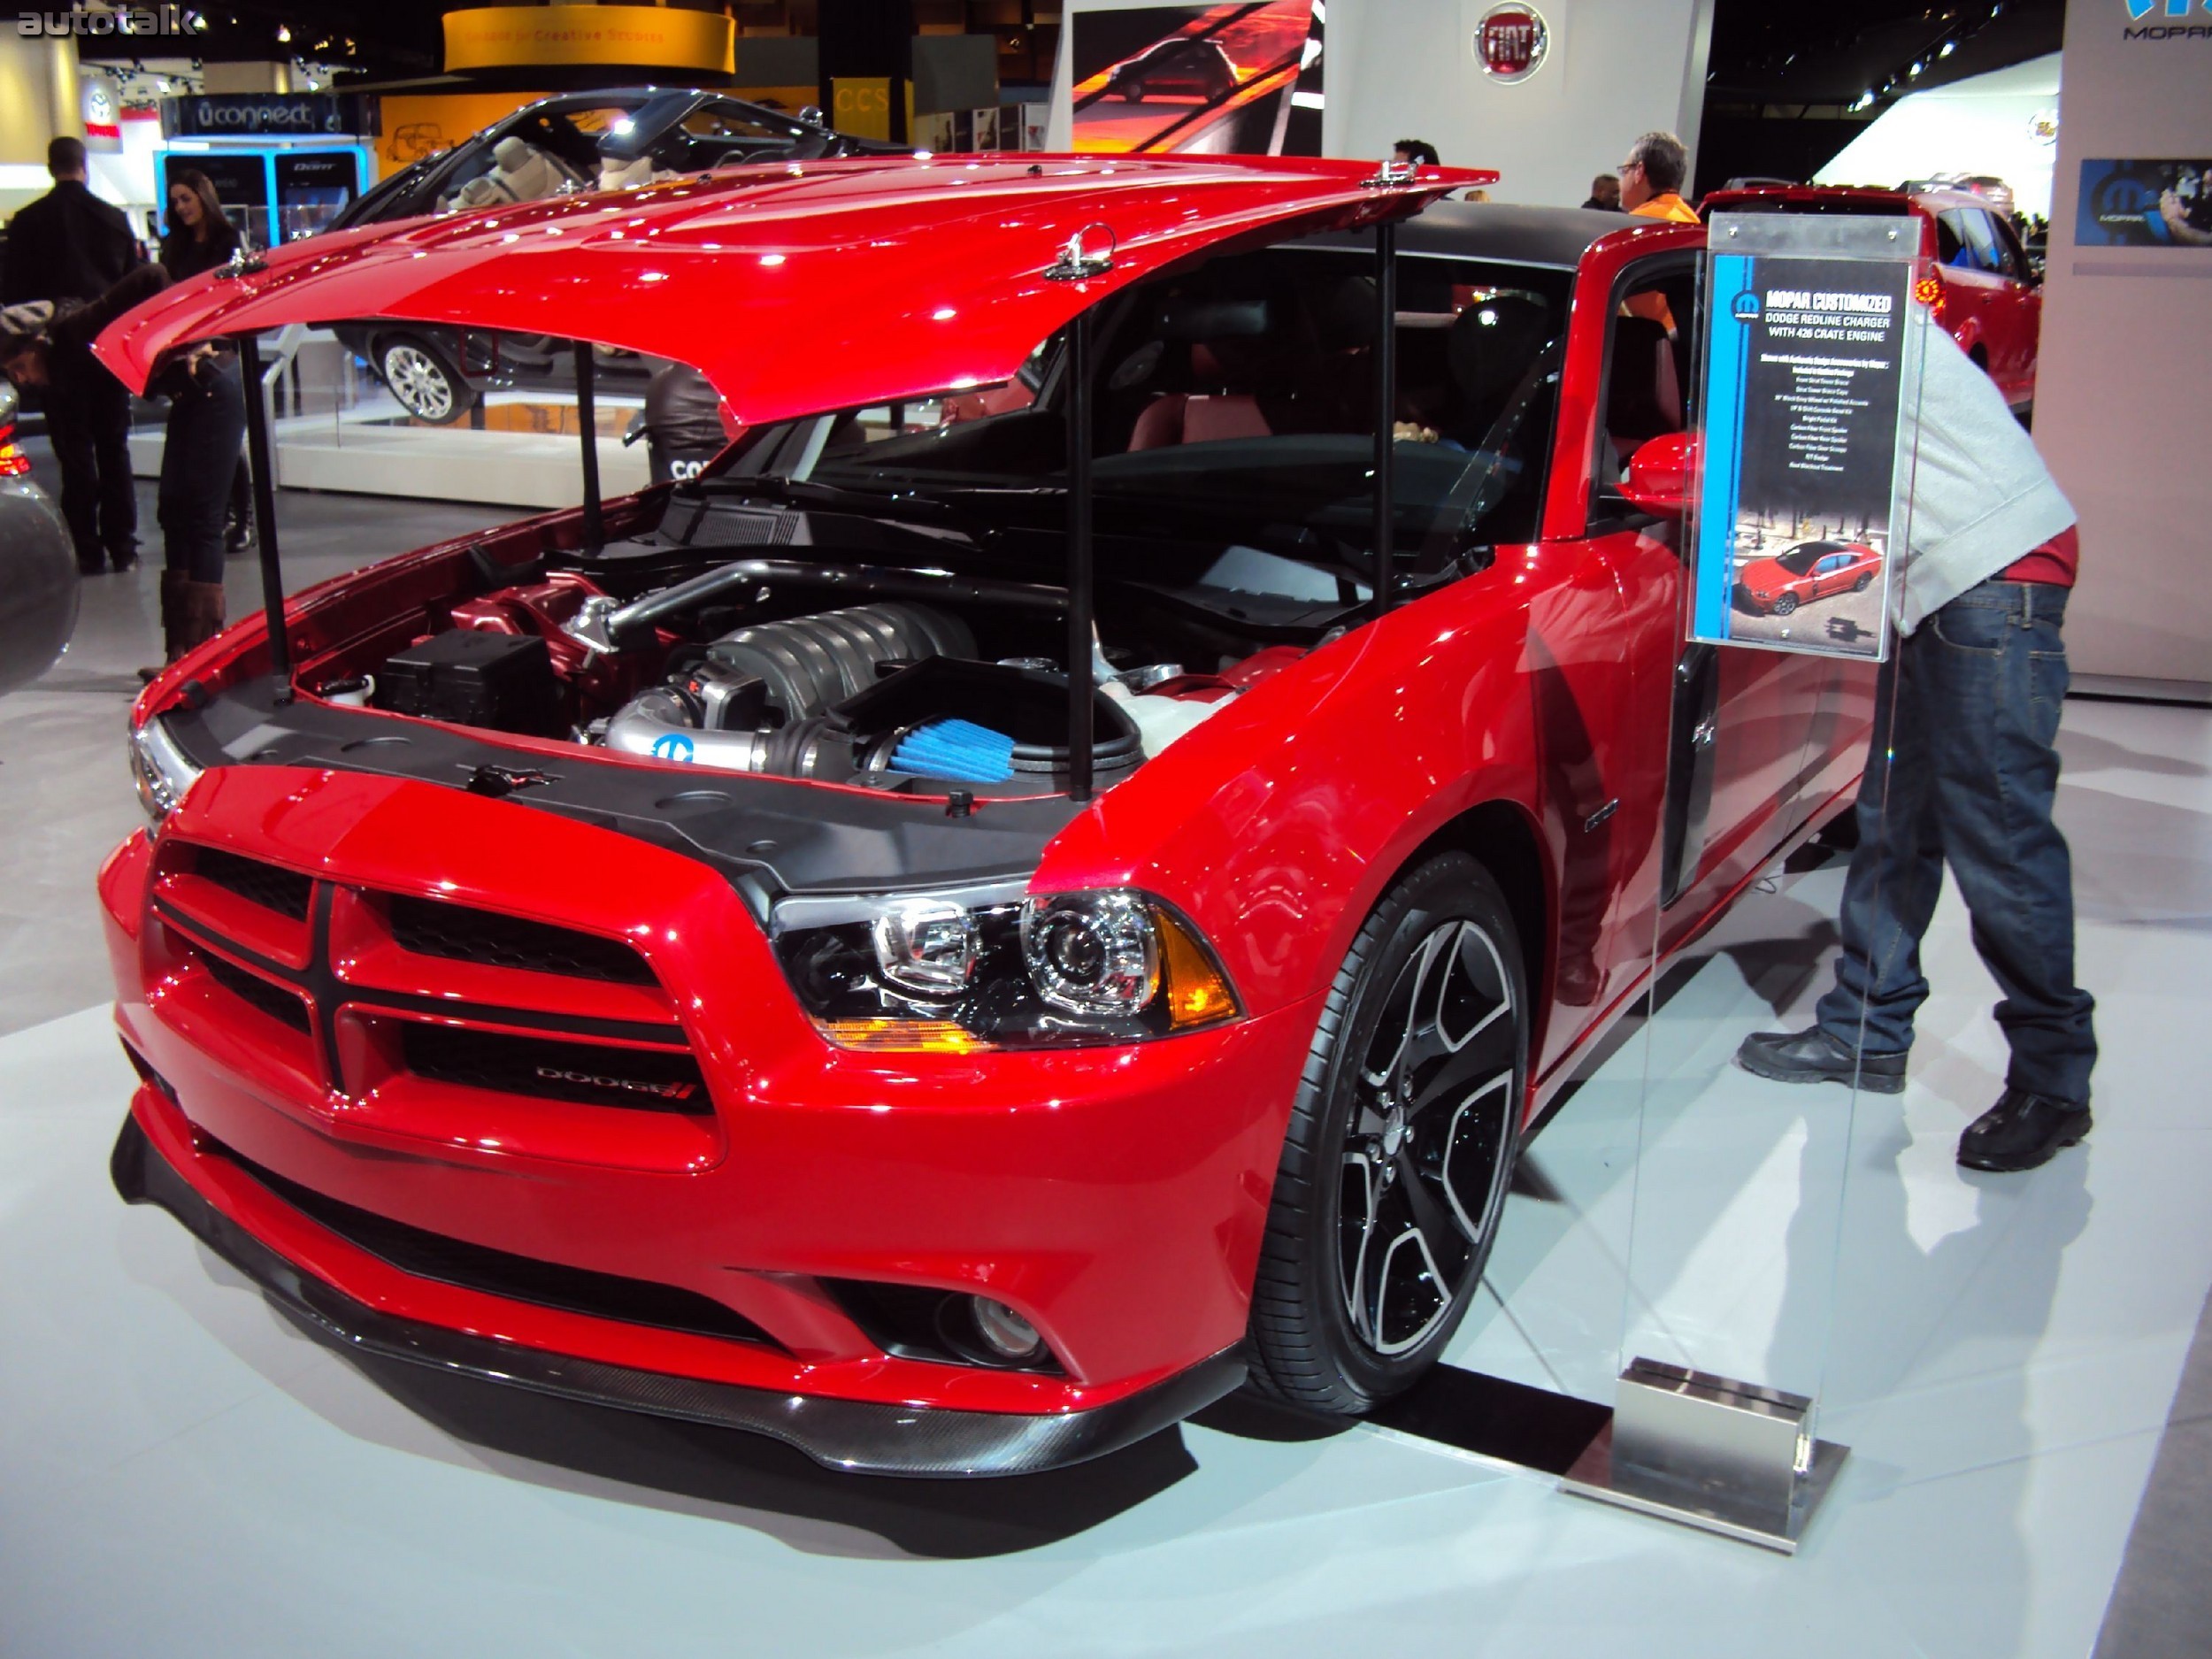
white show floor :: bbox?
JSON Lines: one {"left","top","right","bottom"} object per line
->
{"left": 2, "top": 700, "right": 2206, "bottom": 1658}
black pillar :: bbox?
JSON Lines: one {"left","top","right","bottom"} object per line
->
{"left": 1064, "top": 308, "right": 1094, "bottom": 803}
{"left": 235, "top": 332, "right": 291, "bottom": 700}
{"left": 573, "top": 341, "right": 603, "bottom": 555}
{"left": 1372, "top": 219, "right": 1398, "bottom": 617}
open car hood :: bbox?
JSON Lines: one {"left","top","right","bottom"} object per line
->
{"left": 95, "top": 155, "right": 1486, "bottom": 426}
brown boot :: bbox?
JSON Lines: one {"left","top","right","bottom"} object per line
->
{"left": 140, "top": 571, "right": 192, "bottom": 681}
{"left": 177, "top": 580, "right": 227, "bottom": 658}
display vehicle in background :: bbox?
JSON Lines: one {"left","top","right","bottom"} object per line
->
{"left": 1735, "top": 540, "right": 1883, "bottom": 618}
{"left": 1105, "top": 36, "right": 1241, "bottom": 103}
{"left": 0, "top": 379, "right": 81, "bottom": 696}
{"left": 95, "top": 158, "right": 1875, "bottom": 1475}
{"left": 329, "top": 90, "right": 905, "bottom": 422}
{"left": 1702, "top": 182, "right": 2040, "bottom": 418}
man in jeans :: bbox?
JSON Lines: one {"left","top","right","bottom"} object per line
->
{"left": 1736, "top": 317, "right": 2095, "bottom": 1172}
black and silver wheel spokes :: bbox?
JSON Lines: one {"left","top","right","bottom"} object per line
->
{"left": 1339, "top": 919, "right": 1517, "bottom": 1356}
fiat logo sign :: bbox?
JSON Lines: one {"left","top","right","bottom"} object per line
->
{"left": 1474, "top": 4, "right": 1549, "bottom": 83}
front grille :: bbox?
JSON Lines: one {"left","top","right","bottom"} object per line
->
{"left": 401, "top": 1022, "right": 707, "bottom": 1112}
{"left": 388, "top": 896, "right": 656, "bottom": 986}
{"left": 208, "top": 1135, "right": 779, "bottom": 1348}
{"left": 197, "top": 949, "right": 311, "bottom": 1032}
{"left": 193, "top": 848, "right": 313, "bottom": 922}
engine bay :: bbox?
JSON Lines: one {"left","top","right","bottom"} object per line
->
{"left": 321, "top": 487, "right": 1340, "bottom": 797}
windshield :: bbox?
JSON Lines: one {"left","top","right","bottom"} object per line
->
{"left": 1773, "top": 541, "right": 1843, "bottom": 575}
{"left": 718, "top": 243, "right": 1569, "bottom": 579}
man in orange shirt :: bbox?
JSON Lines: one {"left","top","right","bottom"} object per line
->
{"left": 1619, "top": 131, "right": 1699, "bottom": 223}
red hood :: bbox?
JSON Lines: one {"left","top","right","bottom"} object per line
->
{"left": 95, "top": 155, "right": 1486, "bottom": 426}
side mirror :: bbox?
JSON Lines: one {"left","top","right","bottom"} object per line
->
{"left": 1620, "top": 432, "right": 1696, "bottom": 519}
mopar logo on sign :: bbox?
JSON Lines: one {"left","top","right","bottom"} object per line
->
{"left": 1732, "top": 291, "right": 1762, "bottom": 320}
{"left": 2122, "top": 0, "right": 2212, "bottom": 39}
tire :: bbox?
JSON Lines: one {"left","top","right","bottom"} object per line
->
{"left": 378, "top": 334, "right": 476, "bottom": 425}
{"left": 1246, "top": 851, "right": 1527, "bottom": 1415}
{"left": 1852, "top": 572, "right": 1872, "bottom": 593}
{"left": 1772, "top": 592, "right": 1800, "bottom": 617}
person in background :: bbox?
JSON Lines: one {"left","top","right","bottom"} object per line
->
{"left": 1582, "top": 173, "right": 1622, "bottom": 211}
{"left": 0, "top": 264, "right": 244, "bottom": 664}
{"left": 158, "top": 168, "right": 254, "bottom": 553}
{"left": 1617, "top": 131, "right": 1698, "bottom": 224}
{"left": 1393, "top": 139, "right": 1440, "bottom": 169}
{"left": 1736, "top": 318, "right": 2095, "bottom": 1173}
{"left": 1, "top": 136, "right": 142, "bottom": 574}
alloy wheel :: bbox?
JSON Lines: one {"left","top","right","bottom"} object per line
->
{"left": 1337, "top": 918, "right": 1517, "bottom": 1356}
{"left": 383, "top": 342, "right": 457, "bottom": 422}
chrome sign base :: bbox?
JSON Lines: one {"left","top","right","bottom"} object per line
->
{"left": 1560, "top": 1358, "right": 1848, "bottom": 1554}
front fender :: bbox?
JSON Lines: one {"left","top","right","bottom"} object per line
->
{"left": 1038, "top": 564, "right": 1557, "bottom": 1022}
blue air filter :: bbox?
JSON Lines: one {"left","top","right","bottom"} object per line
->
{"left": 888, "top": 718, "right": 1018, "bottom": 784}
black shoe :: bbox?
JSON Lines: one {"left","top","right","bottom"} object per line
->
{"left": 1734, "top": 1025, "right": 1908, "bottom": 1094}
{"left": 1958, "top": 1090, "right": 2091, "bottom": 1172}
{"left": 77, "top": 553, "right": 106, "bottom": 576}
{"left": 223, "top": 514, "right": 251, "bottom": 555}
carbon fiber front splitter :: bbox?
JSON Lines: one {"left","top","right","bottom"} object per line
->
{"left": 111, "top": 1113, "right": 1247, "bottom": 1478}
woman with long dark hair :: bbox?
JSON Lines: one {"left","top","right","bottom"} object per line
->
{"left": 158, "top": 170, "right": 241, "bottom": 278}
{"left": 158, "top": 168, "right": 253, "bottom": 553}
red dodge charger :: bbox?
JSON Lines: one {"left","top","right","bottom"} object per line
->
{"left": 94, "top": 157, "right": 1874, "bottom": 1475}
{"left": 1735, "top": 539, "right": 1884, "bottom": 617}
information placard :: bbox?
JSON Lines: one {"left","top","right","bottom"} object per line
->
{"left": 1690, "top": 213, "right": 1924, "bottom": 660}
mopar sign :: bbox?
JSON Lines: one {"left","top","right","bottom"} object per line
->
{"left": 1474, "top": 4, "right": 1548, "bottom": 82}
{"left": 2122, "top": 0, "right": 2212, "bottom": 39}
{"left": 160, "top": 93, "right": 375, "bottom": 139}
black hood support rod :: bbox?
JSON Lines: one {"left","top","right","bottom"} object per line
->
{"left": 235, "top": 331, "right": 291, "bottom": 703}
{"left": 1065, "top": 305, "right": 1095, "bottom": 804}
{"left": 574, "top": 341, "right": 604, "bottom": 554}
{"left": 1372, "top": 218, "right": 1398, "bottom": 617}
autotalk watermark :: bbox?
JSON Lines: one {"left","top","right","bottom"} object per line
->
{"left": 17, "top": 5, "right": 208, "bottom": 37}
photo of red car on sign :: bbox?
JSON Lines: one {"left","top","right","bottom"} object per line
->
{"left": 1735, "top": 538, "right": 1884, "bottom": 617}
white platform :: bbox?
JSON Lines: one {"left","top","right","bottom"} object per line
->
{"left": 128, "top": 388, "right": 653, "bottom": 511}
{"left": 2, "top": 699, "right": 2206, "bottom": 1657}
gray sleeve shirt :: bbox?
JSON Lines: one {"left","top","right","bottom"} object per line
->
{"left": 1894, "top": 311, "right": 2076, "bottom": 636}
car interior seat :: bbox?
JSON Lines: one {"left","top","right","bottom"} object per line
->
{"left": 1601, "top": 314, "right": 1685, "bottom": 458}
{"left": 442, "top": 137, "right": 587, "bottom": 213}
{"left": 1126, "top": 296, "right": 1281, "bottom": 451}
{"left": 1444, "top": 294, "right": 1554, "bottom": 445}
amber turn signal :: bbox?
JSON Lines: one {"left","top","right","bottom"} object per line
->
{"left": 1158, "top": 909, "right": 1239, "bottom": 1031}
{"left": 814, "top": 1018, "right": 997, "bottom": 1054}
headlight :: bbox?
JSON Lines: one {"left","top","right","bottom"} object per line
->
{"left": 129, "top": 716, "right": 204, "bottom": 824}
{"left": 773, "top": 884, "right": 1239, "bottom": 1051}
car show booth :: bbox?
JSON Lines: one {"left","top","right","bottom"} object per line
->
{"left": 3, "top": 4, "right": 2208, "bottom": 1656}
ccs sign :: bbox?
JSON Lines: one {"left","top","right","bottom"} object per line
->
{"left": 1474, "top": 4, "right": 1550, "bottom": 83}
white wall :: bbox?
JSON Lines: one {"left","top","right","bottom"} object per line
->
{"left": 1816, "top": 53, "right": 2061, "bottom": 221}
{"left": 2033, "top": 12, "right": 2212, "bottom": 692}
{"left": 1051, "top": 0, "right": 1716, "bottom": 209}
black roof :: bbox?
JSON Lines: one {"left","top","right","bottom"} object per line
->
{"left": 1314, "top": 201, "right": 1661, "bottom": 271}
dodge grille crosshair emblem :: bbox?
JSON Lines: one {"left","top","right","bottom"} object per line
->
{"left": 1474, "top": 4, "right": 1550, "bottom": 83}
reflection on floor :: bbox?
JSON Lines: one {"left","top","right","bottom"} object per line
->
{"left": 1, "top": 681, "right": 2205, "bottom": 1653}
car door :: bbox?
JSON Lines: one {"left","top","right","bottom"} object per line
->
{"left": 1977, "top": 211, "right": 2040, "bottom": 406}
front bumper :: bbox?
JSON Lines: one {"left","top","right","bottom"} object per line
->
{"left": 100, "top": 764, "right": 1316, "bottom": 1458}
{"left": 112, "top": 1108, "right": 1246, "bottom": 1476}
